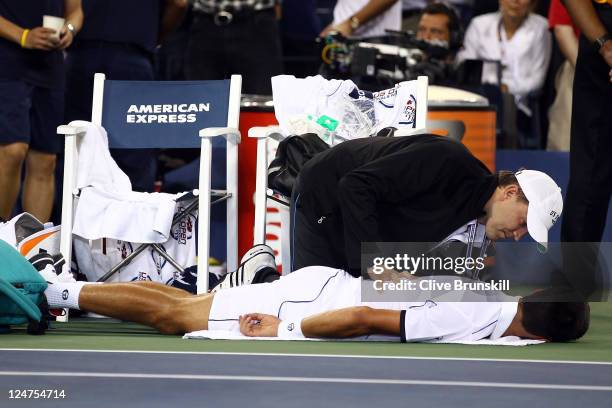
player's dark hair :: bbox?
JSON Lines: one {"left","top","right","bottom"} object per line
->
{"left": 497, "top": 170, "right": 528, "bottom": 203}
{"left": 420, "top": 2, "right": 463, "bottom": 51}
{"left": 521, "top": 289, "right": 590, "bottom": 342}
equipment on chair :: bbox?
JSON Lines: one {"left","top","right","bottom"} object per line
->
{"left": 0, "top": 240, "right": 48, "bottom": 334}
{"left": 267, "top": 133, "right": 330, "bottom": 198}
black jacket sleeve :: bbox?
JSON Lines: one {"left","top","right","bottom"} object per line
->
{"left": 336, "top": 140, "right": 483, "bottom": 272}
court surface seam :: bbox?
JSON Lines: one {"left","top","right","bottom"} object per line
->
{"left": 1, "top": 371, "right": 611, "bottom": 391}
{"left": 2, "top": 348, "right": 611, "bottom": 365}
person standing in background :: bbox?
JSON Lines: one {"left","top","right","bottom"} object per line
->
{"left": 63, "top": 0, "right": 188, "bottom": 192}
{"left": 0, "top": 0, "right": 83, "bottom": 222}
{"left": 546, "top": 0, "right": 579, "bottom": 151}
{"left": 559, "top": 0, "right": 611, "bottom": 300}
{"left": 185, "top": 0, "right": 283, "bottom": 95}
{"left": 457, "top": 0, "right": 551, "bottom": 147}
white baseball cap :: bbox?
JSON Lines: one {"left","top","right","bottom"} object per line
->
{"left": 515, "top": 170, "right": 563, "bottom": 251}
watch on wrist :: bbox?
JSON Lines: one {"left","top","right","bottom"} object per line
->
{"left": 349, "top": 16, "right": 360, "bottom": 31}
{"left": 594, "top": 33, "right": 611, "bottom": 52}
{"left": 65, "top": 22, "right": 76, "bottom": 37}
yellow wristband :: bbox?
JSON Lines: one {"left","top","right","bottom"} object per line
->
{"left": 20, "top": 29, "right": 29, "bottom": 48}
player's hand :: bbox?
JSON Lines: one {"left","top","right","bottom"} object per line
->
{"left": 239, "top": 313, "right": 280, "bottom": 337}
{"left": 23, "top": 27, "right": 60, "bottom": 50}
{"left": 57, "top": 26, "right": 74, "bottom": 50}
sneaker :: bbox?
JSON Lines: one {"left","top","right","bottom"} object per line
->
{"left": 212, "top": 244, "right": 276, "bottom": 292}
{"left": 29, "top": 253, "right": 75, "bottom": 284}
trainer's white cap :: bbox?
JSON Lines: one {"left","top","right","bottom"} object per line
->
{"left": 515, "top": 170, "right": 563, "bottom": 251}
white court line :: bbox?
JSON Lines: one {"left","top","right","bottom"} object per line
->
{"left": 1, "top": 348, "right": 612, "bottom": 366}
{"left": 0, "top": 371, "right": 611, "bottom": 391}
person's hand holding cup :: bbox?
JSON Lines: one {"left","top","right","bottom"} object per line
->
{"left": 21, "top": 15, "right": 64, "bottom": 51}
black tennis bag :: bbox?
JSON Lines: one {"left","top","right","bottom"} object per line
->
{"left": 267, "top": 133, "right": 330, "bottom": 197}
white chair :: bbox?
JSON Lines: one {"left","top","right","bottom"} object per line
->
{"left": 248, "top": 76, "right": 429, "bottom": 273}
{"left": 58, "top": 74, "right": 242, "bottom": 312}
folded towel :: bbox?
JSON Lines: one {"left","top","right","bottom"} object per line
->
{"left": 183, "top": 330, "right": 544, "bottom": 346}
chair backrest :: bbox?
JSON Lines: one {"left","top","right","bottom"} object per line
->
{"left": 59, "top": 74, "right": 242, "bottom": 296}
{"left": 91, "top": 74, "right": 239, "bottom": 148}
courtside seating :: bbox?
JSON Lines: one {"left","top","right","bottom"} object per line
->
{"left": 58, "top": 74, "right": 242, "bottom": 306}
{"left": 248, "top": 76, "right": 429, "bottom": 273}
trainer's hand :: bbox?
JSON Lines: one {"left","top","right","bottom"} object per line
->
{"left": 239, "top": 313, "right": 280, "bottom": 337}
{"left": 23, "top": 27, "right": 59, "bottom": 50}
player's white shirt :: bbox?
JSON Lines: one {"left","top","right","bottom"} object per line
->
{"left": 333, "top": 0, "right": 402, "bottom": 38}
{"left": 209, "top": 266, "right": 518, "bottom": 342}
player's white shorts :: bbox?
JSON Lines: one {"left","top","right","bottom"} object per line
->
{"left": 208, "top": 266, "right": 361, "bottom": 332}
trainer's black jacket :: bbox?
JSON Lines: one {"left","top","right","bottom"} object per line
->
{"left": 294, "top": 134, "right": 498, "bottom": 275}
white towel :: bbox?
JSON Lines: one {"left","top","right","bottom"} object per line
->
{"left": 73, "top": 188, "right": 178, "bottom": 243}
{"left": 70, "top": 120, "right": 132, "bottom": 193}
{"left": 183, "top": 330, "right": 544, "bottom": 346}
{"left": 68, "top": 121, "right": 181, "bottom": 243}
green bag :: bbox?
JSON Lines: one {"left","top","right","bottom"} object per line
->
{"left": 0, "top": 239, "right": 48, "bottom": 334}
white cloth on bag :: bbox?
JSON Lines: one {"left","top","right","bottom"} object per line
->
{"left": 272, "top": 75, "right": 421, "bottom": 142}
{"left": 68, "top": 121, "right": 181, "bottom": 243}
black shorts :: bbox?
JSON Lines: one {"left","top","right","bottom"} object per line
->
{"left": 0, "top": 79, "right": 64, "bottom": 153}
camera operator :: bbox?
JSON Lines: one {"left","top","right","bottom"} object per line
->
{"left": 410, "top": 2, "right": 464, "bottom": 84}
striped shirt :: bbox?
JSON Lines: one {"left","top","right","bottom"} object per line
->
{"left": 192, "top": 0, "right": 276, "bottom": 13}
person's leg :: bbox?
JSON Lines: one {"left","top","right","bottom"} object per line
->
{"left": 226, "top": 9, "right": 283, "bottom": 94}
{"left": 562, "top": 34, "right": 612, "bottom": 244}
{"left": 23, "top": 85, "right": 63, "bottom": 222}
{"left": 560, "top": 32, "right": 612, "bottom": 299}
{"left": 22, "top": 150, "right": 56, "bottom": 222}
{"left": 47, "top": 281, "right": 215, "bottom": 334}
{"left": 0, "top": 80, "right": 32, "bottom": 219}
{"left": 184, "top": 13, "right": 228, "bottom": 81}
{"left": 135, "top": 281, "right": 194, "bottom": 297}
{"left": 0, "top": 143, "right": 28, "bottom": 219}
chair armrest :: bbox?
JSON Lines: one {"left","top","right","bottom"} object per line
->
{"left": 248, "top": 126, "right": 283, "bottom": 140}
{"left": 57, "top": 125, "right": 88, "bottom": 136}
{"left": 199, "top": 127, "right": 241, "bottom": 144}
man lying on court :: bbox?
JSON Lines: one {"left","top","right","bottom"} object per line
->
{"left": 43, "top": 263, "right": 589, "bottom": 343}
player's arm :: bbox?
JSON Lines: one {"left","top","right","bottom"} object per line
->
{"left": 239, "top": 307, "right": 401, "bottom": 339}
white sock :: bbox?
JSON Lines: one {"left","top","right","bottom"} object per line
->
{"left": 44, "top": 282, "right": 90, "bottom": 310}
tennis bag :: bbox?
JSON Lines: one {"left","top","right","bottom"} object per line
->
{"left": 267, "top": 133, "right": 330, "bottom": 197}
{"left": 0, "top": 239, "right": 48, "bottom": 334}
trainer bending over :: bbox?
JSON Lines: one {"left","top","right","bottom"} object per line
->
{"left": 43, "top": 264, "right": 588, "bottom": 343}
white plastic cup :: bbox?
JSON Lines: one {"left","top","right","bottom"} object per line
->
{"left": 42, "top": 15, "right": 65, "bottom": 40}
